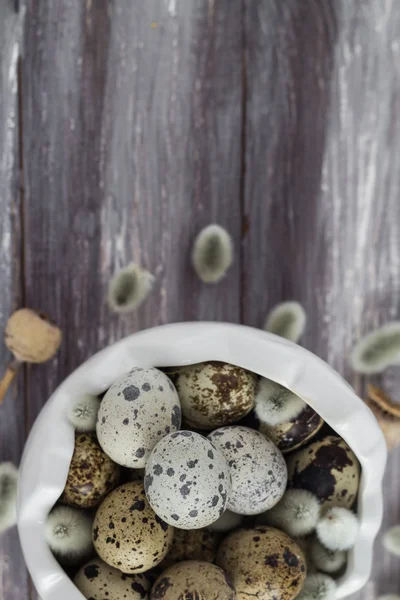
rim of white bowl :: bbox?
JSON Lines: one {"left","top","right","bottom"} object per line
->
{"left": 17, "top": 322, "right": 387, "bottom": 600}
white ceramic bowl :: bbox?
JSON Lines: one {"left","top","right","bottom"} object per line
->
{"left": 18, "top": 322, "right": 387, "bottom": 600}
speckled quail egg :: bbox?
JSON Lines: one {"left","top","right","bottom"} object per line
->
{"left": 286, "top": 435, "right": 360, "bottom": 509}
{"left": 96, "top": 367, "right": 181, "bottom": 468}
{"left": 208, "top": 426, "right": 287, "bottom": 515}
{"left": 242, "top": 405, "right": 324, "bottom": 454}
{"left": 160, "top": 527, "right": 219, "bottom": 569}
{"left": 217, "top": 526, "right": 306, "bottom": 600}
{"left": 74, "top": 558, "right": 152, "bottom": 599}
{"left": 175, "top": 362, "right": 256, "bottom": 430}
{"left": 61, "top": 433, "right": 120, "bottom": 508}
{"left": 144, "top": 431, "right": 231, "bottom": 529}
{"left": 150, "top": 560, "right": 236, "bottom": 600}
{"left": 93, "top": 481, "right": 174, "bottom": 574}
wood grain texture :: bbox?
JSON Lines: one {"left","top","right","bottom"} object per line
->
{"left": 0, "top": 3, "right": 29, "bottom": 600}
{"left": 242, "top": 0, "right": 337, "bottom": 351}
{"left": 21, "top": 0, "right": 243, "bottom": 424}
{"left": 21, "top": 0, "right": 113, "bottom": 433}
{"left": 21, "top": 1, "right": 242, "bottom": 597}
{"left": 320, "top": 2, "right": 400, "bottom": 597}
{"left": 0, "top": 0, "right": 398, "bottom": 597}
{"left": 243, "top": 1, "right": 400, "bottom": 598}
{"left": 99, "top": 0, "right": 243, "bottom": 329}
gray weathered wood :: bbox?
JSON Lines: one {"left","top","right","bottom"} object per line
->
{"left": 22, "top": 0, "right": 243, "bottom": 412}
{"left": 243, "top": 1, "right": 400, "bottom": 598}
{"left": 0, "top": 0, "right": 398, "bottom": 597}
{"left": 320, "top": 3, "right": 400, "bottom": 597}
{"left": 318, "top": 2, "right": 400, "bottom": 596}
{"left": 21, "top": 0, "right": 114, "bottom": 434}
{"left": 0, "top": 2, "right": 29, "bottom": 599}
{"left": 99, "top": 0, "right": 243, "bottom": 328}
{"left": 21, "top": 1, "right": 242, "bottom": 597}
{"left": 242, "top": 0, "right": 336, "bottom": 345}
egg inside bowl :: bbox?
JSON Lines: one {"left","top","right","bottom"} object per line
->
{"left": 17, "top": 322, "right": 387, "bottom": 600}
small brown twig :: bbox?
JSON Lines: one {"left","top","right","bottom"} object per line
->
{"left": 0, "top": 359, "right": 23, "bottom": 405}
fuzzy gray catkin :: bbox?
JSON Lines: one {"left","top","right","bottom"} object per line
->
{"left": 67, "top": 394, "right": 101, "bottom": 432}
{"left": 316, "top": 507, "right": 359, "bottom": 551}
{"left": 108, "top": 264, "right": 154, "bottom": 314}
{"left": 264, "top": 301, "right": 306, "bottom": 343}
{"left": 259, "top": 489, "right": 320, "bottom": 537}
{"left": 350, "top": 322, "right": 400, "bottom": 374}
{"left": 192, "top": 224, "right": 233, "bottom": 284}
{"left": 309, "top": 538, "right": 346, "bottom": 574}
{"left": 45, "top": 505, "right": 93, "bottom": 564}
{"left": 296, "top": 574, "right": 336, "bottom": 600}
{"left": 383, "top": 524, "right": 400, "bottom": 557}
{"left": 254, "top": 378, "right": 306, "bottom": 426}
{"left": 0, "top": 462, "right": 18, "bottom": 535}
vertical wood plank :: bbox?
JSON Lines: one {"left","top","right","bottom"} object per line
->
{"left": 21, "top": 0, "right": 243, "bottom": 418}
{"left": 318, "top": 3, "right": 400, "bottom": 597}
{"left": 20, "top": 2, "right": 400, "bottom": 599}
{"left": 244, "top": 1, "right": 400, "bottom": 598}
{"left": 242, "top": 0, "right": 336, "bottom": 352}
{"left": 99, "top": 0, "right": 243, "bottom": 332}
{"left": 0, "top": 2, "right": 29, "bottom": 599}
{"left": 22, "top": 0, "right": 113, "bottom": 431}
{"left": 22, "top": 1, "right": 242, "bottom": 596}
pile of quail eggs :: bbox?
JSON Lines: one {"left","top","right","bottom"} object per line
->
{"left": 47, "top": 361, "right": 361, "bottom": 600}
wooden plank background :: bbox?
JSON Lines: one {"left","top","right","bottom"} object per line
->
{"left": 1, "top": 0, "right": 399, "bottom": 598}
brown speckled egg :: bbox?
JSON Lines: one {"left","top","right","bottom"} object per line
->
{"left": 242, "top": 405, "right": 324, "bottom": 454}
{"left": 175, "top": 362, "right": 256, "bottom": 430}
{"left": 74, "top": 558, "right": 152, "bottom": 599}
{"left": 150, "top": 560, "right": 235, "bottom": 600}
{"left": 61, "top": 433, "right": 120, "bottom": 508}
{"left": 216, "top": 526, "right": 306, "bottom": 600}
{"left": 93, "top": 481, "right": 174, "bottom": 574}
{"left": 161, "top": 528, "right": 219, "bottom": 569}
{"left": 286, "top": 435, "right": 360, "bottom": 509}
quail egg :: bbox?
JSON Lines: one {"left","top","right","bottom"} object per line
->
{"left": 242, "top": 405, "right": 324, "bottom": 454}
{"left": 61, "top": 433, "right": 120, "bottom": 508}
{"left": 208, "top": 426, "right": 287, "bottom": 515}
{"left": 150, "top": 560, "right": 236, "bottom": 600}
{"left": 92, "top": 481, "right": 174, "bottom": 573}
{"left": 161, "top": 527, "right": 219, "bottom": 569}
{"left": 175, "top": 362, "right": 256, "bottom": 430}
{"left": 217, "top": 526, "right": 306, "bottom": 600}
{"left": 144, "top": 431, "right": 231, "bottom": 529}
{"left": 286, "top": 435, "right": 360, "bottom": 509}
{"left": 74, "top": 558, "right": 152, "bottom": 599}
{"left": 96, "top": 367, "right": 181, "bottom": 468}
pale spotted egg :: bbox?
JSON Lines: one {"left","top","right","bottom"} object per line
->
{"left": 96, "top": 367, "right": 181, "bottom": 468}
{"left": 144, "top": 431, "right": 231, "bottom": 529}
{"left": 208, "top": 426, "right": 287, "bottom": 515}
